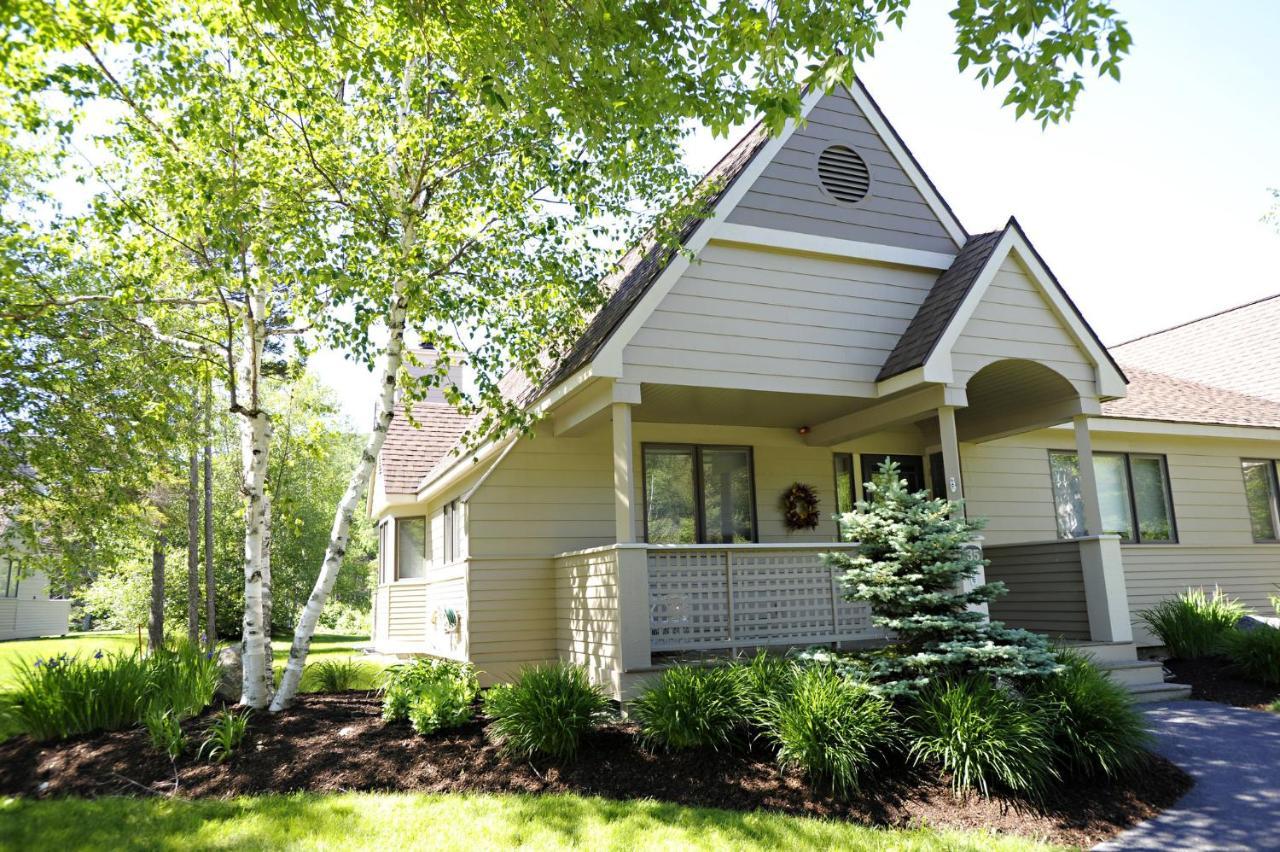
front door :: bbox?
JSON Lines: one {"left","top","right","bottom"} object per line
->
{"left": 860, "top": 454, "right": 926, "bottom": 496}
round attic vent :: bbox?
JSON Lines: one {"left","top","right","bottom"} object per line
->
{"left": 817, "top": 144, "right": 870, "bottom": 204}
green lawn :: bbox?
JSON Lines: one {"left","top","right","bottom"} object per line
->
{"left": 0, "top": 632, "right": 378, "bottom": 692}
{"left": 0, "top": 792, "right": 1061, "bottom": 852}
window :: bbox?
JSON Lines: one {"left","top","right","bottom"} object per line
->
{"left": 1, "top": 558, "right": 16, "bottom": 598}
{"left": 642, "top": 445, "right": 757, "bottom": 544}
{"left": 833, "top": 453, "right": 855, "bottom": 515}
{"left": 378, "top": 522, "right": 389, "bottom": 583}
{"left": 395, "top": 517, "right": 427, "bottom": 579}
{"left": 860, "top": 454, "right": 926, "bottom": 497}
{"left": 1048, "top": 451, "right": 1176, "bottom": 543}
{"left": 1241, "top": 459, "right": 1280, "bottom": 542}
{"left": 443, "top": 500, "right": 462, "bottom": 563}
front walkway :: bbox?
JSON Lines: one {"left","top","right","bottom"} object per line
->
{"left": 1096, "top": 701, "right": 1280, "bottom": 851}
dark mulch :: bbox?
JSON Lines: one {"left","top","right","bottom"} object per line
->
{"left": 0, "top": 693, "right": 1191, "bottom": 848}
{"left": 1164, "top": 656, "right": 1280, "bottom": 711}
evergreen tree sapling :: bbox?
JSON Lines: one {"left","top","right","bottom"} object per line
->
{"left": 827, "top": 461, "right": 1060, "bottom": 692}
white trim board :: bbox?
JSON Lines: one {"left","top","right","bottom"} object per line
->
{"left": 712, "top": 223, "right": 956, "bottom": 270}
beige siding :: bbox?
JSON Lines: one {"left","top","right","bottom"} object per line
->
{"left": 963, "top": 425, "right": 1280, "bottom": 644}
{"left": 622, "top": 243, "right": 940, "bottom": 396}
{"left": 725, "top": 86, "right": 957, "bottom": 254}
{"left": 0, "top": 599, "right": 71, "bottom": 641}
{"left": 951, "top": 257, "right": 1097, "bottom": 396}
{"left": 984, "top": 540, "right": 1090, "bottom": 640}
{"left": 554, "top": 548, "right": 622, "bottom": 692}
{"left": 1124, "top": 546, "right": 1280, "bottom": 644}
{"left": 463, "top": 428, "right": 614, "bottom": 683}
{"left": 462, "top": 421, "right": 927, "bottom": 681}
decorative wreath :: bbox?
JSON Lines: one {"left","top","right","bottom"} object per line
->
{"left": 781, "top": 482, "right": 822, "bottom": 531}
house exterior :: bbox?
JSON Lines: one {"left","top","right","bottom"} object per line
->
{"left": 367, "top": 81, "right": 1280, "bottom": 700}
{"left": 0, "top": 535, "right": 71, "bottom": 641}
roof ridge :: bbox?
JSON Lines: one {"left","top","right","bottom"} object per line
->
{"left": 1112, "top": 292, "right": 1280, "bottom": 348}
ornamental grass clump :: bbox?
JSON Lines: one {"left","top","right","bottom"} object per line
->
{"left": 827, "top": 461, "right": 1060, "bottom": 693}
{"left": 199, "top": 708, "right": 251, "bottom": 764}
{"left": 761, "top": 665, "right": 899, "bottom": 797}
{"left": 304, "top": 659, "right": 375, "bottom": 693}
{"left": 1027, "top": 649, "right": 1150, "bottom": 779}
{"left": 906, "top": 676, "right": 1059, "bottom": 800}
{"left": 732, "top": 650, "right": 796, "bottom": 724}
{"left": 630, "top": 665, "right": 747, "bottom": 751}
{"left": 483, "top": 662, "right": 610, "bottom": 762}
{"left": 1139, "top": 588, "right": 1249, "bottom": 659}
{"left": 1221, "top": 626, "right": 1280, "bottom": 685}
{"left": 9, "top": 641, "right": 220, "bottom": 741}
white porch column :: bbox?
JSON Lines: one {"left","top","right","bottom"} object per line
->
{"left": 612, "top": 402, "right": 635, "bottom": 543}
{"left": 1072, "top": 414, "right": 1105, "bottom": 536}
{"left": 937, "top": 406, "right": 965, "bottom": 511}
{"left": 1079, "top": 534, "right": 1133, "bottom": 642}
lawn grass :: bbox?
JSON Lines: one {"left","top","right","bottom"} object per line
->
{"left": 0, "top": 632, "right": 382, "bottom": 741}
{"left": 0, "top": 632, "right": 378, "bottom": 692}
{"left": 0, "top": 791, "right": 1062, "bottom": 851}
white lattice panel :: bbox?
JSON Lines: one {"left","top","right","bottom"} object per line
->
{"left": 648, "top": 550, "right": 731, "bottom": 650}
{"left": 648, "top": 547, "right": 879, "bottom": 652}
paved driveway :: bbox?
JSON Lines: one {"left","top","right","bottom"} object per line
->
{"left": 1096, "top": 700, "right": 1280, "bottom": 851}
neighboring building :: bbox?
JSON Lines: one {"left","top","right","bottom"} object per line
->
{"left": 367, "top": 80, "right": 1280, "bottom": 700}
{"left": 0, "top": 537, "right": 71, "bottom": 641}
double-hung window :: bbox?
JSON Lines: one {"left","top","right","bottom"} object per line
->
{"left": 1048, "top": 451, "right": 1177, "bottom": 543}
{"left": 395, "top": 517, "right": 428, "bottom": 579}
{"left": 643, "top": 444, "right": 757, "bottom": 544}
{"left": 1241, "top": 459, "right": 1280, "bottom": 542}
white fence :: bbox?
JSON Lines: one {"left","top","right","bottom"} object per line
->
{"left": 646, "top": 544, "right": 881, "bottom": 652}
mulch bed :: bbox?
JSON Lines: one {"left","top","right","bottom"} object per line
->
{"left": 0, "top": 692, "right": 1190, "bottom": 848}
{"left": 1164, "top": 656, "right": 1280, "bottom": 711}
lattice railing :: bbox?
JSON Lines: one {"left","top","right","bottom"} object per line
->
{"left": 647, "top": 544, "right": 881, "bottom": 652}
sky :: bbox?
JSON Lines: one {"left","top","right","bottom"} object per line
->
{"left": 316, "top": 0, "right": 1280, "bottom": 425}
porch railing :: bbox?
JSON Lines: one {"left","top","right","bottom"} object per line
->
{"left": 646, "top": 543, "right": 882, "bottom": 653}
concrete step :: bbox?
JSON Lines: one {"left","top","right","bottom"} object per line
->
{"left": 1068, "top": 640, "right": 1140, "bottom": 665}
{"left": 1098, "top": 659, "right": 1169, "bottom": 688}
{"left": 1125, "top": 681, "right": 1194, "bottom": 703}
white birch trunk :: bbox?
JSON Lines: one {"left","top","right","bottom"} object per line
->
{"left": 187, "top": 447, "right": 200, "bottom": 643}
{"left": 239, "top": 283, "right": 274, "bottom": 708}
{"left": 270, "top": 287, "right": 409, "bottom": 710}
{"left": 262, "top": 491, "right": 274, "bottom": 699}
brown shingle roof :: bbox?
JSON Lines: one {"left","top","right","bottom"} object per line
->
{"left": 1111, "top": 294, "right": 1280, "bottom": 404}
{"left": 377, "top": 402, "right": 472, "bottom": 495}
{"left": 1102, "top": 366, "right": 1280, "bottom": 429}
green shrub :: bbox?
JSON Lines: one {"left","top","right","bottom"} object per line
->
{"left": 304, "top": 659, "right": 374, "bottom": 693}
{"left": 144, "top": 709, "right": 186, "bottom": 759}
{"left": 7, "top": 642, "right": 219, "bottom": 741}
{"left": 1139, "top": 587, "right": 1248, "bottom": 659}
{"left": 630, "top": 665, "right": 746, "bottom": 751}
{"left": 483, "top": 662, "right": 610, "bottom": 761}
{"left": 733, "top": 651, "right": 796, "bottom": 722}
{"left": 761, "top": 666, "right": 899, "bottom": 796}
{"left": 380, "top": 659, "right": 478, "bottom": 729}
{"left": 1027, "top": 650, "right": 1150, "bottom": 779}
{"left": 906, "top": 677, "right": 1058, "bottom": 800}
{"left": 407, "top": 677, "right": 479, "bottom": 735}
{"left": 199, "top": 709, "right": 251, "bottom": 764}
{"left": 1221, "top": 627, "right": 1280, "bottom": 685}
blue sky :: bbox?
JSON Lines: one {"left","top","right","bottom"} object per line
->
{"left": 318, "top": 0, "right": 1280, "bottom": 424}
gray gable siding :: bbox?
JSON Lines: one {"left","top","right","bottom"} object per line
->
{"left": 725, "top": 87, "right": 958, "bottom": 254}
